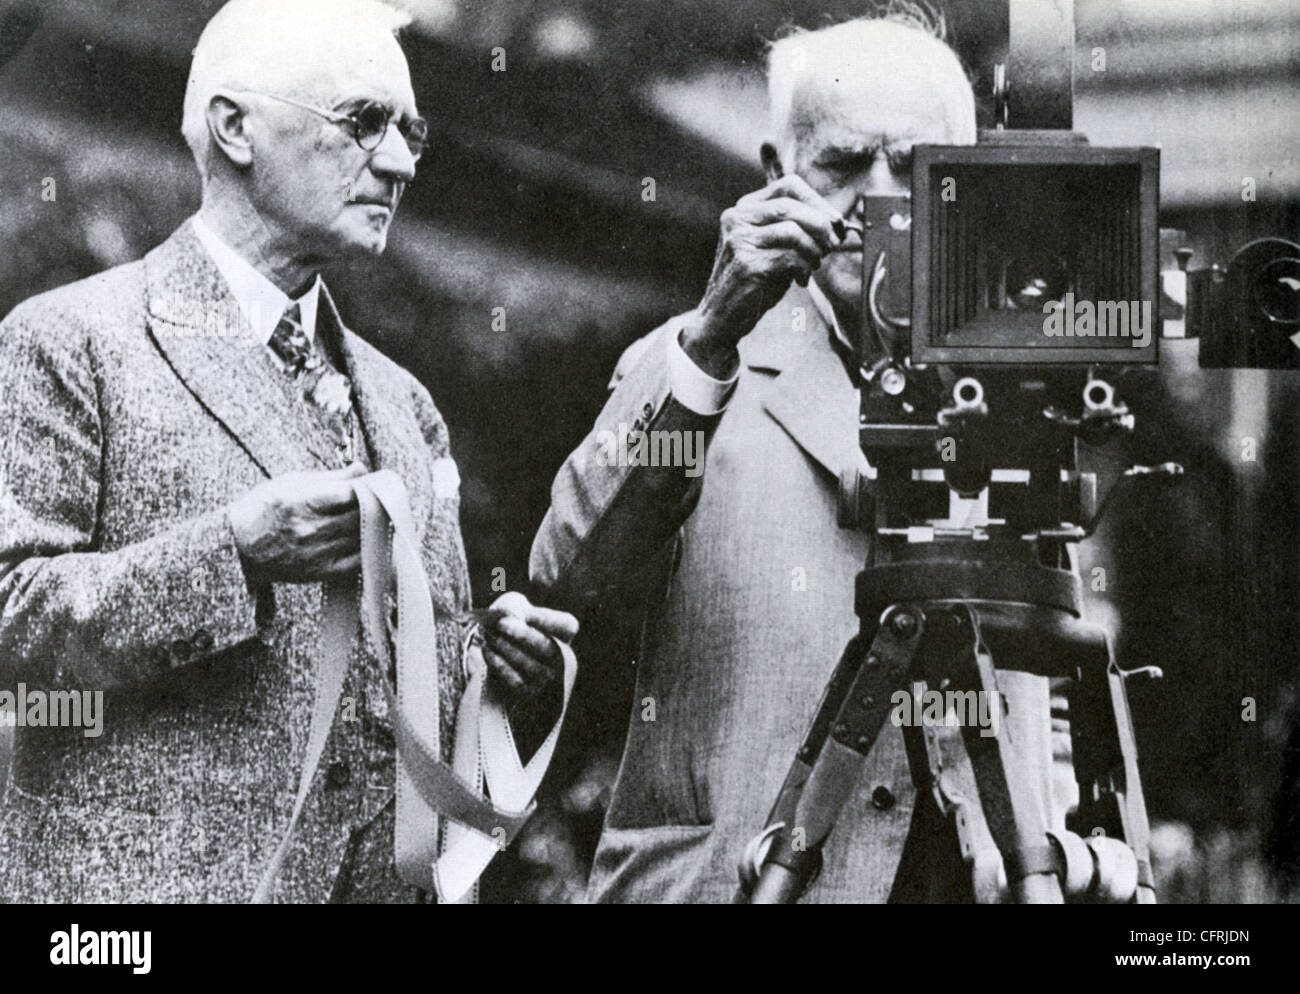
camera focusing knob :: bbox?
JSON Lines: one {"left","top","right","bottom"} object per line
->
{"left": 879, "top": 365, "right": 907, "bottom": 396}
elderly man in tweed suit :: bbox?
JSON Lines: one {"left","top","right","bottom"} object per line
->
{"left": 531, "top": 12, "right": 1071, "bottom": 903}
{"left": 0, "top": 0, "right": 572, "bottom": 903}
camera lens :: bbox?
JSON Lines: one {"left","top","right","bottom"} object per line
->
{"left": 1004, "top": 253, "right": 1071, "bottom": 310}
{"left": 1211, "top": 238, "right": 1300, "bottom": 369}
{"left": 1254, "top": 257, "right": 1300, "bottom": 325}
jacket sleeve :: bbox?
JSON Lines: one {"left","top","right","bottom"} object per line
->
{"left": 0, "top": 302, "right": 259, "bottom": 693}
{"left": 529, "top": 318, "right": 726, "bottom": 616}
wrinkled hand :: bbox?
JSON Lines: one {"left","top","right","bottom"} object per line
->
{"left": 228, "top": 463, "right": 367, "bottom": 584}
{"left": 479, "top": 591, "right": 578, "bottom": 703}
{"left": 684, "top": 174, "right": 847, "bottom": 376}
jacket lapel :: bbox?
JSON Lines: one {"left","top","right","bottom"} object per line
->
{"left": 144, "top": 219, "right": 336, "bottom": 476}
{"left": 327, "top": 291, "right": 435, "bottom": 547}
{"left": 744, "top": 284, "right": 870, "bottom": 480}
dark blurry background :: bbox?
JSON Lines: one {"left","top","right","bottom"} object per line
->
{"left": 1, "top": 0, "right": 1297, "bottom": 902}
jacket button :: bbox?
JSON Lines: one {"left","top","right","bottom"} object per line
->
{"left": 641, "top": 402, "right": 655, "bottom": 420}
{"left": 325, "top": 761, "right": 350, "bottom": 790}
{"left": 871, "top": 785, "right": 896, "bottom": 810}
{"left": 193, "top": 629, "right": 214, "bottom": 652}
{"left": 171, "top": 638, "right": 193, "bottom": 662}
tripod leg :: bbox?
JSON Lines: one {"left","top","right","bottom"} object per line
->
{"left": 895, "top": 713, "right": 996, "bottom": 902}
{"left": 926, "top": 605, "right": 1065, "bottom": 903}
{"left": 743, "top": 613, "right": 922, "bottom": 903}
{"left": 735, "top": 635, "right": 866, "bottom": 903}
{"left": 1106, "top": 663, "right": 1157, "bottom": 903}
{"left": 1070, "top": 634, "right": 1158, "bottom": 903}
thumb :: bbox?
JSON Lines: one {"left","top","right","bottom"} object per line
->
{"left": 490, "top": 591, "right": 532, "bottom": 616}
{"left": 488, "top": 592, "right": 580, "bottom": 639}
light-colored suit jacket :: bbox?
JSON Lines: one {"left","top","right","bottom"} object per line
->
{"left": 0, "top": 219, "right": 470, "bottom": 902}
{"left": 532, "top": 284, "right": 1063, "bottom": 903}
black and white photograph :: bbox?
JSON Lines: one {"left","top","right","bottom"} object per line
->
{"left": 0, "top": 0, "right": 1296, "bottom": 960}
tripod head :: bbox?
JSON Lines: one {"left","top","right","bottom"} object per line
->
{"left": 841, "top": 354, "right": 1182, "bottom": 558}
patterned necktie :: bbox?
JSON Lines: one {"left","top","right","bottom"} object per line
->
{"left": 268, "top": 301, "right": 358, "bottom": 463}
{"left": 268, "top": 303, "right": 353, "bottom": 413}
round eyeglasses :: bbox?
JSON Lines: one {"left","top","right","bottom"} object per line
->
{"left": 228, "top": 90, "right": 428, "bottom": 160}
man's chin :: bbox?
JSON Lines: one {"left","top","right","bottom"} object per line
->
{"left": 813, "top": 265, "right": 862, "bottom": 320}
{"left": 337, "top": 226, "right": 391, "bottom": 258}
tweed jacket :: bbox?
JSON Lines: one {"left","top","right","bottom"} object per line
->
{"left": 0, "top": 219, "right": 471, "bottom": 903}
{"left": 531, "top": 284, "right": 1065, "bottom": 903}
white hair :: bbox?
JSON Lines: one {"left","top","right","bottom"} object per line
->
{"left": 767, "top": 13, "right": 977, "bottom": 155}
{"left": 181, "top": 0, "right": 412, "bottom": 181}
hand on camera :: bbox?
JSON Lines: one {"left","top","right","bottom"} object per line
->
{"left": 683, "top": 173, "right": 849, "bottom": 377}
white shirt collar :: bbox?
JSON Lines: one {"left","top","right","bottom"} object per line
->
{"left": 191, "top": 214, "right": 321, "bottom": 347}
{"left": 806, "top": 275, "right": 855, "bottom": 355}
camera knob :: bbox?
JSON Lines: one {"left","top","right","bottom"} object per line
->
{"left": 879, "top": 365, "right": 907, "bottom": 396}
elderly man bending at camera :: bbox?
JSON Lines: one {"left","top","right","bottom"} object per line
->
{"left": 532, "top": 8, "right": 1073, "bottom": 903}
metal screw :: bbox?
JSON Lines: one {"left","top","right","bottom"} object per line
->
{"left": 880, "top": 366, "right": 906, "bottom": 396}
{"left": 891, "top": 611, "right": 917, "bottom": 638}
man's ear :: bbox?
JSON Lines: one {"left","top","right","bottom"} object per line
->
{"left": 206, "top": 95, "right": 254, "bottom": 169}
{"left": 760, "top": 141, "right": 786, "bottom": 183}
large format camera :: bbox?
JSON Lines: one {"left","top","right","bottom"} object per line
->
{"left": 910, "top": 142, "right": 1159, "bottom": 366}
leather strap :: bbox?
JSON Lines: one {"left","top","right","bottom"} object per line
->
{"left": 253, "top": 469, "right": 575, "bottom": 903}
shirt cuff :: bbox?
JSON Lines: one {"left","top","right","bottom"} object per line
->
{"left": 666, "top": 320, "right": 739, "bottom": 416}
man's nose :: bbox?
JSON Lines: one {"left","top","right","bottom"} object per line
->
{"left": 860, "top": 154, "right": 908, "bottom": 198}
{"left": 369, "top": 125, "right": 417, "bottom": 184}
